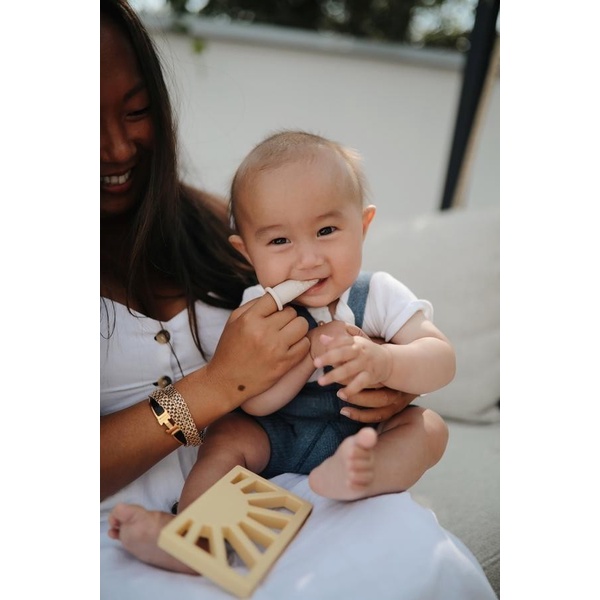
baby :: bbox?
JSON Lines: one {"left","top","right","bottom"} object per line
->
{"left": 108, "top": 130, "right": 455, "bottom": 573}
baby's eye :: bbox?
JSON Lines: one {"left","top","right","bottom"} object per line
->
{"left": 317, "top": 226, "right": 336, "bottom": 237}
{"left": 269, "top": 237, "right": 289, "bottom": 245}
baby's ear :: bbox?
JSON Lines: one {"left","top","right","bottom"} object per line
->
{"left": 229, "top": 234, "right": 252, "bottom": 264}
{"left": 362, "top": 204, "right": 376, "bottom": 236}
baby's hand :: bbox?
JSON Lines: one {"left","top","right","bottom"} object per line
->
{"left": 307, "top": 321, "right": 359, "bottom": 359}
{"left": 314, "top": 330, "right": 392, "bottom": 399}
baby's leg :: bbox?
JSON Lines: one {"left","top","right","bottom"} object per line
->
{"left": 179, "top": 412, "right": 271, "bottom": 511}
{"left": 108, "top": 412, "right": 271, "bottom": 573}
{"left": 308, "top": 406, "right": 448, "bottom": 500}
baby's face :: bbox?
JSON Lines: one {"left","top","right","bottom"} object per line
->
{"left": 231, "top": 151, "right": 375, "bottom": 309}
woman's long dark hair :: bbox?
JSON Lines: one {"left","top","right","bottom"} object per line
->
{"left": 101, "top": 0, "right": 255, "bottom": 356}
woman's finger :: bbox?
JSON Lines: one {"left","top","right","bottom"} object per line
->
{"left": 243, "top": 291, "right": 282, "bottom": 317}
{"left": 340, "top": 389, "right": 418, "bottom": 423}
{"left": 281, "top": 313, "right": 310, "bottom": 347}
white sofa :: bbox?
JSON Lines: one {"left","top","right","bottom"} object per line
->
{"left": 362, "top": 205, "right": 500, "bottom": 597}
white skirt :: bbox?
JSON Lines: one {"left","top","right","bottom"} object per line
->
{"left": 100, "top": 472, "right": 496, "bottom": 600}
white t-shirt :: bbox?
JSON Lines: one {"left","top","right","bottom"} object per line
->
{"left": 100, "top": 298, "right": 230, "bottom": 520}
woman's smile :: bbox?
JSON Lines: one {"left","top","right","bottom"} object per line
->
{"left": 101, "top": 169, "right": 133, "bottom": 194}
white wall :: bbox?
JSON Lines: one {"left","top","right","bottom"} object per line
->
{"left": 147, "top": 17, "right": 499, "bottom": 233}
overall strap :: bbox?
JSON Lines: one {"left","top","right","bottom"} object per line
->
{"left": 290, "top": 305, "right": 319, "bottom": 329}
{"left": 346, "top": 271, "right": 372, "bottom": 329}
{"left": 291, "top": 271, "right": 373, "bottom": 329}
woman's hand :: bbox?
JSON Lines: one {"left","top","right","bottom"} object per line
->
{"left": 340, "top": 388, "right": 419, "bottom": 423}
{"left": 102, "top": 293, "right": 309, "bottom": 501}
{"left": 205, "top": 292, "right": 311, "bottom": 405}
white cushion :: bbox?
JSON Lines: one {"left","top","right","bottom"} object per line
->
{"left": 362, "top": 206, "right": 500, "bottom": 423}
{"left": 411, "top": 421, "right": 500, "bottom": 592}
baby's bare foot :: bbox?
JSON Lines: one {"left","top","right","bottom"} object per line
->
{"left": 308, "top": 427, "right": 378, "bottom": 500}
{"left": 108, "top": 503, "right": 197, "bottom": 574}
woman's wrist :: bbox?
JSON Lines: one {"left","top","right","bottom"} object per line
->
{"left": 148, "top": 385, "right": 205, "bottom": 446}
{"left": 173, "top": 364, "right": 242, "bottom": 430}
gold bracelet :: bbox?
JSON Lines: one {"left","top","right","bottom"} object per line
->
{"left": 148, "top": 385, "right": 204, "bottom": 447}
{"left": 149, "top": 397, "right": 187, "bottom": 445}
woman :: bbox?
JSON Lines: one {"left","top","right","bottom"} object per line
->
{"left": 100, "top": 1, "right": 496, "bottom": 598}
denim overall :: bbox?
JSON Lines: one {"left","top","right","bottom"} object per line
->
{"left": 257, "top": 272, "right": 375, "bottom": 479}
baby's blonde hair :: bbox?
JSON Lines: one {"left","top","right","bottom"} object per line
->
{"left": 229, "top": 130, "right": 368, "bottom": 230}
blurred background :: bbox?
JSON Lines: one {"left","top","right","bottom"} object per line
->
{"left": 131, "top": 0, "right": 499, "bottom": 225}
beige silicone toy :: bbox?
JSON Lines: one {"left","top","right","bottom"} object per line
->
{"left": 264, "top": 279, "right": 319, "bottom": 311}
{"left": 158, "top": 465, "right": 313, "bottom": 598}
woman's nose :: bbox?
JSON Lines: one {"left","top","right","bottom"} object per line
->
{"left": 100, "top": 119, "right": 135, "bottom": 164}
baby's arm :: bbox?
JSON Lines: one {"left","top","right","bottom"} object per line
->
{"left": 241, "top": 352, "right": 315, "bottom": 416}
{"left": 241, "top": 321, "right": 356, "bottom": 416}
{"left": 315, "top": 311, "right": 456, "bottom": 399}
